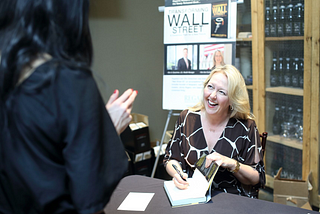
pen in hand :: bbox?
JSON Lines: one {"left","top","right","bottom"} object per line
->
{"left": 172, "top": 164, "right": 187, "bottom": 181}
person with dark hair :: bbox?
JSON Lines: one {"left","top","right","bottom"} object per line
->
{"left": 164, "top": 65, "right": 265, "bottom": 199}
{"left": 177, "top": 48, "right": 192, "bottom": 70}
{"left": 0, "top": 0, "right": 137, "bottom": 213}
{"left": 0, "top": 0, "right": 16, "bottom": 49}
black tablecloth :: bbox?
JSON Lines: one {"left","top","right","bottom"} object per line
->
{"left": 104, "top": 175, "right": 317, "bottom": 214}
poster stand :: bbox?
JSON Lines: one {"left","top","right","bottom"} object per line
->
{"left": 154, "top": 0, "right": 236, "bottom": 178}
{"left": 151, "top": 110, "right": 180, "bottom": 178}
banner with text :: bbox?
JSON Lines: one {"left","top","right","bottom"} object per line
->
{"left": 163, "top": 0, "right": 237, "bottom": 110}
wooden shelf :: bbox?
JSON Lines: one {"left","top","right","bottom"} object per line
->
{"left": 266, "top": 87, "right": 303, "bottom": 96}
{"left": 267, "top": 135, "right": 303, "bottom": 150}
{"left": 247, "top": 0, "right": 319, "bottom": 207}
{"left": 265, "top": 36, "right": 304, "bottom": 41}
{"left": 236, "top": 38, "right": 252, "bottom": 42}
{"left": 246, "top": 85, "right": 253, "bottom": 90}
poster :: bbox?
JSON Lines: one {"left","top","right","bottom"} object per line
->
{"left": 163, "top": 0, "right": 236, "bottom": 110}
{"left": 211, "top": 1, "right": 229, "bottom": 38}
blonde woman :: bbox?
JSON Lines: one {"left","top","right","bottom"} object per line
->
{"left": 211, "top": 50, "right": 226, "bottom": 70}
{"left": 164, "top": 65, "right": 265, "bottom": 198}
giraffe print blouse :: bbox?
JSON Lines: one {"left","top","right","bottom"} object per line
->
{"left": 164, "top": 109, "right": 265, "bottom": 198}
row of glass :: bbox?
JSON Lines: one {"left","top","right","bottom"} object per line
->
{"left": 236, "top": 0, "right": 305, "bottom": 181}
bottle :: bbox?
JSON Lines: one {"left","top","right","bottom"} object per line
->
{"left": 295, "top": 107, "right": 303, "bottom": 142}
{"left": 295, "top": 108, "right": 303, "bottom": 126}
{"left": 270, "top": 0, "right": 278, "bottom": 37}
{"left": 273, "top": 106, "right": 282, "bottom": 135}
{"left": 283, "top": 52, "right": 292, "bottom": 87}
{"left": 293, "top": 0, "right": 303, "bottom": 36}
{"left": 299, "top": 52, "right": 304, "bottom": 88}
{"left": 265, "top": 0, "right": 271, "bottom": 37}
{"left": 291, "top": 57, "right": 300, "bottom": 87}
{"left": 280, "top": 102, "right": 286, "bottom": 123}
{"left": 277, "top": 0, "right": 286, "bottom": 37}
{"left": 301, "top": 0, "right": 304, "bottom": 35}
{"left": 285, "top": 0, "right": 294, "bottom": 36}
{"left": 278, "top": 51, "right": 284, "bottom": 86}
{"left": 287, "top": 106, "right": 294, "bottom": 122}
{"left": 280, "top": 102, "right": 287, "bottom": 137}
{"left": 287, "top": 106, "right": 295, "bottom": 138}
{"left": 270, "top": 51, "right": 278, "bottom": 86}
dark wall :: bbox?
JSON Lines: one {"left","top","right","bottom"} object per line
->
{"left": 89, "top": 0, "right": 179, "bottom": 142}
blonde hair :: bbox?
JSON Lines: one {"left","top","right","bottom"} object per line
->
{"left": 212, "top": 50, "right": 226, "bottom": 68}
{"left": 189, "top": 65, "right": 254, "bottom": 120}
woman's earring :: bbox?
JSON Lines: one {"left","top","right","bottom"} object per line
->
{"left": 230, "top": 105, "right": 234, "bottom": 111}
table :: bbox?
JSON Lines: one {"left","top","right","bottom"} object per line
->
{"left": 104, "top": 175, "right": 317, "bottom": 214}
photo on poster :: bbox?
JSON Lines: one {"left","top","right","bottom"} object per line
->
{"left": 211, "top": 0, "right": 228, "bottom": 38}
{"left": 163, "top": 42, "right": 235, "bottom": 110}
{"left": 199, "top": 43, "right": 233, "bottom": 71}
{"left": 166, "top": 44, "right": 198, "bottom": 72}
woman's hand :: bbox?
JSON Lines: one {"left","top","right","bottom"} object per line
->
{"left": 166, "top": 160, "right": 189, "bottom": 190}
{"left": 205, "top": 152, "right": 260, "bottom": 185}
{"left": 172, "top": 172, "right": 189, "bottom": 190}
{"left": 205, "top": 152, "right": 235, "bottom": 170}
{"left": 106, "top": 89, "right": 138, "bottom": 135}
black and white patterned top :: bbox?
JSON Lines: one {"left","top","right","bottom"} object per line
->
{"left": 164, "top": 109, "right": 265, "bottom": 198}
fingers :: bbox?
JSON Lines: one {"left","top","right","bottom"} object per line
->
{"left": 117, "top": 88, "right": 134, "bottom": 103}
{"left": 181, "top": 172, "right": 188, "bottom": 182}
{"left": 173, "top": 174, "right": 189, "bottom": 190}
{"left": 205, "top": 153, "right": 216, "bottom": 168}
{"left": 119, "top": 89, "right": 137, "bottom": 117}
{"left": 205, "top": 157, "right": 213, "bottom": 168}
{"left": 106, "top": 89, "right": 119, "bottom": 107}
{"left": 125, "top": 90, "right": 138, "bottom": 107}
{"left": 106, "top": 88, "right": 137, "bottom": 110}
{"left": 105, "top": 89, "right": 137, "bottom": 135}
{"left": 109, "top": 88, "right": 137, "bottom": 106}
{"left": 205, "top": 152, "right": 222, "bottom": 167}
{"left": 124, "top": 90, "right": 137, "bottom": 114}
{"left": 206, "top": 152, "right": 236, "bottom": 170}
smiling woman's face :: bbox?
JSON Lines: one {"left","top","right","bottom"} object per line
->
{"left": 214, "top": 51, "right": 223, "bottom": 65}
{"left": 203, "top": 72, "right": 230, "bottom": 116}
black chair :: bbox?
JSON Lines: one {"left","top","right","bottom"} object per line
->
{"left": 257, "top": 132, "right": 268, "bottom": 199}
{"left": 260, "top": 132, "right": 268, "bottom": 157}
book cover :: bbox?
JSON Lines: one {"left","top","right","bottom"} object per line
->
{"left": 164, "top": 154, "right": 219, "bottom": 207}
{"left": 211, "top": 1, "right": 228, "bottom": 38}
